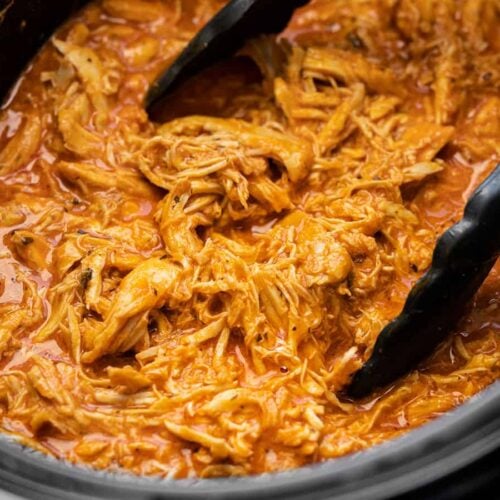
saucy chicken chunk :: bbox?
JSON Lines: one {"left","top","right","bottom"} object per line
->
{"left": 0, "top": 0, "right": 498, "bottom": 478}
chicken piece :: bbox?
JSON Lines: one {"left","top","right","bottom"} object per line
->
{"left": 53, "top": 237, "right": 85, "bottom": 277}
{"left": 201, "top": 388, "right": 275, "bottom": 423}
{"left": 300, "top": 235, "right": 353, "bottom": 287}
{"left": 303, "top": 47, "right": 401, "bottom": 96}
{"left": 135, "top": 136, "right": 230, "bottom": 192}
{"left": 0, "top": 309, "right": 27, "bottom": 354}
{"left": 182, "top": 317, "right": 228, "bottom": 347}
{"left": 318, "top": 83, "right": 365, "bottom": 153}
{"left": 247, "top": 175, "right": 292, "bottom": 212}
{"left": 397, "top": 122, "right": 454, "bottom": 163}
{"left": 123, "top": 36, "right": 160, "bottom": 66}
{"left": 80, "top": 249, "right": 107, "bottom": 311}
{"left": 1, "top": 278, "right": 44, "bottom": 353}
{"left": 434, "top": 43, "right": 463, "bottom": 125}
{"left": 102, "top": 0, "right": 168, "bottom": 22}
{"left": 461, "top": 0, "right": 494, "bottom": 50}
{"left": 9, "top": 230, "right": 51, "bottom": 272}
{"left": 336, "top": 231, "right": 378, "bottom": 265}
{"left": 159, "top": 116, "right": 313, "bottom": 182}
{"left": 395, "top": 0, "right": 440, "bottom": 38}
{"left": 193, "top": 241, "right": 262, "bottom": 351}
{"left": 278, "top": 211, "right": 352, "bottom": 287}
{"left": 454, "top": 97, "right": 500, "bottom": 159}
{"left": 57, "top": 93, "right": 102, "bottom": 157}
{"left": 0, "top": 207, "right": 25, "bottom": 227}
{"left": 0, "top": 114, "right": 41, "bottom": 175}
{"left": 274, "top": 78, "right": 331, "bottom": 122}
{"left": 53, "top": 40, "right": 118, "bottom": 96}
{"left": 74, "top": 441, "right": 110, "bottom": 460}
{"left": 107, "top": 365, "right": 152, "bottom": 393}
{"left": 252, "top": 269, "right": 290, "bottom": 333}
{"left": 200, "top": 388, "right": 278, "bottom": 456}
{"left": 402, "top": 161, "right": 444, "bottom": 184}
{"left": 57, "top": 161, "right": 158, "bottom": 198}
{"left": 157, "top": 182, "right": 209, "bottom": 262}
{"left": 33, "top": 272, "right": 77, "bottom": 343}
{"left": 367, "top": 96, "right": 401, "bottom": 121}
{"left": 165, "top": 422, "right": 232, "bottom": 459}
{"left": 27, "top": 356, "right": 74, "bottom": 407}
{"left": 82, "top": 258, "right": 183, "bottom": 363}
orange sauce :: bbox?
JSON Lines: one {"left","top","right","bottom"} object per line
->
{"left": 0, "top": 0, "right": 498, "bottom": 478}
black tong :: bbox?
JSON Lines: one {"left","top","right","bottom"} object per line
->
{"left": 145, "top": 0, "right": 308, "bottom": 114}
{"left": 348, "top": 165, "right": 500, "bottom": 398}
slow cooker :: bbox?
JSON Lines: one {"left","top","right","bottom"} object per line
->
{"left": 0, "top": 1, "right": 499, "bottom": 498}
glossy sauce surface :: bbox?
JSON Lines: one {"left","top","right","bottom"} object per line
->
{"left": 0, "top": 0, "right": 498, "bottom": 478}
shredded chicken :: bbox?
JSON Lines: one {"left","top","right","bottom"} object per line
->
{"left": 0, "top": 0, "right": 498, "bottom": 479}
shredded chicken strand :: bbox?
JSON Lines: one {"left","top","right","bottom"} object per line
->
{"left": 0, "top": 0, "right": 498, "bottom": 479}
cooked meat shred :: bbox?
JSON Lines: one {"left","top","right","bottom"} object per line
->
{"left": 0, "top": 0, "right": 498, "bottom": 478}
